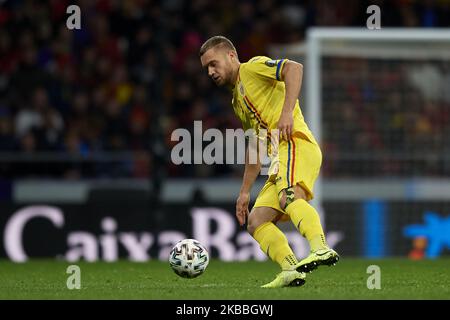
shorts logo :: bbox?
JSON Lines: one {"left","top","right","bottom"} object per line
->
{"left": 265, "top": 59, "right": 277, "bottom": 67}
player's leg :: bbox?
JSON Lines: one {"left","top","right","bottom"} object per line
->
{"left": 279, "top": 184, "right": 339, "bottom": 272}
{"left": 250, "top": 179, "right": 305, "bottom": 288}
{"left": 279, "top": 184, "right": 327, "bottom": 252}
{"left": 276, "top": 137, "right": 339, "bottom": 273}
{"left": 248, "top": 206, "right": 305, "bottom": 288}
{"left": 248, "top": 206, "right": 298, "bottom": 271}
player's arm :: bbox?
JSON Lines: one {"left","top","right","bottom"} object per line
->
{"left": 277, "top": 60, "right": 303, "bottom": 140}
{"left": 236, "top": 142, "right": 261, "bottom": 226}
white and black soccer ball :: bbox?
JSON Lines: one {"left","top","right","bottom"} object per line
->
{"left": 169, "top": 239, "right": 209, "bottom": 279}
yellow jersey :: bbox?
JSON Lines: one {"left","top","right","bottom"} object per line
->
{"left": 231, "top": 56, "right": 317, "bottom": 145}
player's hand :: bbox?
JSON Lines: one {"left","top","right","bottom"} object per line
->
{"left": 236, "top": 192, "right": 250, "bottom": 226}
{"left": 277, "top": 111, "right": 293, "bottom": 141}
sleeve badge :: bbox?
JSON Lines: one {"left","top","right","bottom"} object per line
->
{"left": 265, "top": 59, "right": 277, "bottom": 67}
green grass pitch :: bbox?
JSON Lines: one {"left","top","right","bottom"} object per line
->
{"left": 0, "top": 258, "right": 449, "bottom": 299}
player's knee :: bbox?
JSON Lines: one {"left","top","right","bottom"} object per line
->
{"left": 247, "top": 214, "right": 260, "bottom": 235}
{"left": 247, "top": 212, "right": 272, "bottom": 236}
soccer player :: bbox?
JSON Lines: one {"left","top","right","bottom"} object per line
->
{"left": 199, "top": 36, "right": 339, "bottom": 288}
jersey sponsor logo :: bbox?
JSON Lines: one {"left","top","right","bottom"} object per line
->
{"left": 265, "top": 59, "right": 277, "bottom": 67}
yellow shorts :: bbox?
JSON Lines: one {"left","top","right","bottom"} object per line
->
{"left": 253, "top": 136, "right": 322, "bottom": 219}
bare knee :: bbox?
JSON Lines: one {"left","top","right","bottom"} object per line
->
{"left": 247, "top": 215, "right": 259, "bottom": 235}
{"left": 247, "top": 208, "right": 279, "bottom": 236}
{"left": 247, "top": 214, "right": 266, "bottom": 235}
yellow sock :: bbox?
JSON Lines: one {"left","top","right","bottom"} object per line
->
{"left": 285, "top": 199, "right": 328, "bottom": 252}
{"left": 253, "top": 222, "right": 298, "bottom": 270}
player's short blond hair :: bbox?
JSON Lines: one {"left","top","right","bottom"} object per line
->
{"left": 199, "top": 36, "right": 238, "bottom": 57}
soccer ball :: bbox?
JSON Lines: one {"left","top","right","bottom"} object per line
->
{"left": 169, "top": 239, "right": 209, "bottom": 278}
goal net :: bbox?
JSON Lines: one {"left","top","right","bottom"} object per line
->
{"left": 271, "top": 29, "right": 450, "bottom": 258}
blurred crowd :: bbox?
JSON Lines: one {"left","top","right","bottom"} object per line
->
{"left": 322, "top": 58, "right": 450, "bottom": 177}
{"left": 0, "top": 0, "right": 449, "bottom": 179}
